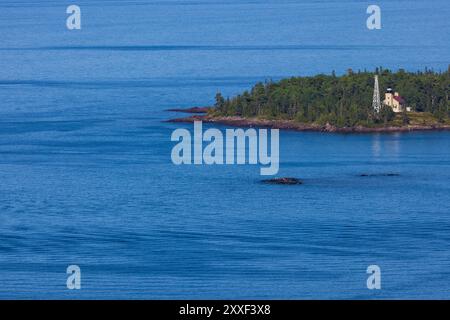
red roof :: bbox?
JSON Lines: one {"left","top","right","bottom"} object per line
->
{"left": 393, "top": 96, "right": 405, "bottom": 104}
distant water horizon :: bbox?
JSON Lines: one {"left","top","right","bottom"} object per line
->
{"left": 0, "top": 0, "right": 449, "bottom": 299}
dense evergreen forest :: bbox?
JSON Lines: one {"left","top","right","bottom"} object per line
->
{"left": 213, "top": 67, "right": 450, "bottom": 127}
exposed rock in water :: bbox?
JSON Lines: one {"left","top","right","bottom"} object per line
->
{"left": 262, "top": 177, "right": 303, "bottom": 185}
{"left": 166, "top": 115, "right": 205, "bottom": 123}
{"left": 166, "top": 107, "right": 211, "bottom": 114}
{"left": 359, "top": 173, "right": 400, "bottom": 177}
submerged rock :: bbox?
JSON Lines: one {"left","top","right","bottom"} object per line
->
{"left": 262, "top": 177, "right": 303, "bottom": 185}
{"left": 359, "top": 173, "right": 400, "bottom": 177}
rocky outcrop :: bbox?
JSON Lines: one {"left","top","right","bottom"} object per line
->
{"left": 359, "top": 173, "right": 400, "bottom": 177}
{"left": 166, "top": 107, "right": 211, "bottom": 114}
{"left": 261, "top": 178, "right": 303, "bottom": 185}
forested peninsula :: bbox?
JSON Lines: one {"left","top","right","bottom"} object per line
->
{"left": 169, "top": 68, "right": 450, "bottom": 132}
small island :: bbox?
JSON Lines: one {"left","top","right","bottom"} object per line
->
{"left": 169, "top": 68, "right": 450, "bottom": 133}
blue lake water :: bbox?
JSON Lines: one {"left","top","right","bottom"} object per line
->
{"left": 0, "top": 0, "right": 449, "bottom": 299}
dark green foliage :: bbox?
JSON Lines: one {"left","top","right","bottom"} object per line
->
{"left": 214, "top": 92, "right": 225, "bottom": 113}
{"left": 379, "top": 104, "right": 396, "bottom": 125}
{"left": 401, "top": 108, "right": 410, "bottom": 125}
{"left": 215, "top": 68, "right": 450, "bottom": 127}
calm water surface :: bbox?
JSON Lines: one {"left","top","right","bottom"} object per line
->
{"left": 0, "top": 0, "right": 449, "bottom": 299}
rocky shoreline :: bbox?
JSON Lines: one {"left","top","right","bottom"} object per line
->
{"left": 167, "top": 114, "right": 450, "bottom": 133}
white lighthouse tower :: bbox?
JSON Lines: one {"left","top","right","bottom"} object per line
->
{"left": 372, "top": 75, "right": 382, "bottom": 114}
